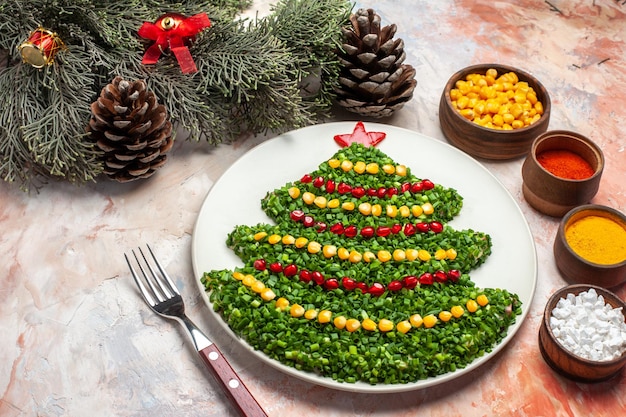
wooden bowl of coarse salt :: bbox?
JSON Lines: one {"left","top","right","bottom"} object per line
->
{"left": 554, "top": 205, "right": 626, "bottom": 289}
{"left": 539, "top": 284, "right": 626, "bottom": 382}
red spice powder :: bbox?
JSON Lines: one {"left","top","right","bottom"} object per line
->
{"left": 536, "top": 149, "right": 595, "bottom": 180}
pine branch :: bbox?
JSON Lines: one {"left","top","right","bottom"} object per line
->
{"left": 263, "top": 0, "right": 353, "bottom": 116}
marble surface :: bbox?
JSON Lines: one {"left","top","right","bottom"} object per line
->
{"left": 2, "top": 1, "right": 625, "bottom": 416}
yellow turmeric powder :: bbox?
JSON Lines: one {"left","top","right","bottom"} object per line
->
{"left": 564, "top": 214, "right": 626, "bottom": 265}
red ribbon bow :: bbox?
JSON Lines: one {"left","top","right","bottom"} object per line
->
{"left": 138, "top": 12, "right": 211, "bottom": 74}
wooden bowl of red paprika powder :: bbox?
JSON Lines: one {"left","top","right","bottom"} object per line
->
{"left": 521, "top": 130, "right": 604, "bottom": 217}
{"left": 554, "top": 205, "right": 626, "bottom": 289}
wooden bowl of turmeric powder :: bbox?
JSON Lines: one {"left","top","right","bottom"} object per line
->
{"left": 521, "top": 130, "right": 604, "bottom": 217}
{"left": 439, "top": 63, "right": 551, "bottom": 160}
{"left": 554, "top": 205, "right": 626, "bottom": 289}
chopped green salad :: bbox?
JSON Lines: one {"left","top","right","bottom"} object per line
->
{"left": 202, "top": 142, "right": 521, "bottom": 385}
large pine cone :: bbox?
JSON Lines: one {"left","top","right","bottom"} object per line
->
{"left": 88, "top": 77, "right": 174, "bottom": 182}
{"left": 335, "top": 8, "right": 417, "bottom": 118}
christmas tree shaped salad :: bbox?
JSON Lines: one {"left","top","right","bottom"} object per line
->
{"left": 202, "top": 122, "right": 521, "bottom": 385}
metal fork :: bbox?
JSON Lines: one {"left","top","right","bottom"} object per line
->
{"left": 125, "top": 245, "right": 268, "bottom": 417}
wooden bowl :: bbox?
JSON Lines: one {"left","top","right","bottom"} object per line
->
{"left": 439, "top": 63, "right": 551, "bottom": 160}
{"left": 539, "top": 284, "right": 626, "bottom": 382}
{"left": 554, "top": 205, "right": 626, "bottom": 288}
{"left": 521, "top": 130, "right": 604, "bottom": 217}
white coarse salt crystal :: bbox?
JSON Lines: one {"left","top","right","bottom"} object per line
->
{"left": 549, "top": 290, "right": 626, "bottom": 361}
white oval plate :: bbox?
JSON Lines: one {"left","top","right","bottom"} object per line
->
{"left": 192, "top": 122, "right": 537, "bottom": 393}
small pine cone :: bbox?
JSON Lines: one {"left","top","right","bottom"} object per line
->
{"left": 88, "top": 76, "right": 174, "bottom": 182}
{"left": 335, "top": 8, "right": 417, "bottom": 118}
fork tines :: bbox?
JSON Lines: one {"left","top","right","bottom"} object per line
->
{"left": 125, "top": 245, "right": 179, "bottom": 307}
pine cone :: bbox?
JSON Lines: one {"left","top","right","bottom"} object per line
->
{"left": 88, "top": 77, "right": 174, "bottom": 182}
{"left": 335, "top": 8, "right": 417, "bottom": 118}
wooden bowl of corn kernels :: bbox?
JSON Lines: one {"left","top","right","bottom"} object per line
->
{"left": 439, "top": 64, "right": 551, "bottom": 160}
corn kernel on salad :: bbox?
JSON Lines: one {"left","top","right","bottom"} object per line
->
{"left": 202, "top": 141, "right": 521, "bottom": 385}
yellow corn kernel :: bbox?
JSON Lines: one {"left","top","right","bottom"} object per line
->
{"left": 232, "top": 271, "right": 245, "bottom": 281}
{"left": 435, "top": 248, "right": 447, "bottom": 260}
{"left": 282, "top": 235, "right": 295, "bottom": 245}
{"left": 288, "top": 187, "right": 300, "bottom": 199}
{"left": 446, "top": 248, "right": 458, "bottom": 260}
{"left": 260, "top": 288, "right": 276, "bottom": 301}
{"left": 341, "top": 160, "right": 353, "bottom": 172}
{"left": 417, "top": 249, "right": 431, "bottom": 262}
{"left": 328, "top": 158, "right": 341, "bottom": 168}
{"left": 438, "top": 310, "right": 452, "bottom": 322}
{"left": 466, "top": 299, "right": 479, "bottom": 313}
{"left": 395, "top": 165, "right": 407, "bottom": 176}
{"left": 365, "top": 162, "right": 379, "bottom": 174}
{"left": 411, "top": 205, "right": 424, "bottom": 217}
{"left": 358, "top": 202, "right": 372, "bottom": 215}
{"left": 405, "top": 248, "right": 419, "bottom": 261}
{"left": 473, "top": 100, "right": 486, "bottom": 116}
{"left": 399, "top": 205, "right": 411, "bottom": 217}
{"left": 353, "top": 160, "right": 366, "bottom": 174}
{"left": 295, "top": 237, "right": 308, "bottom": 248}
{"left": 322, "top": 244, "right": 337, "bottom": 258}
{"left": 534, "top": 101, "right": 544, "bottom": 115}
{"left": 302, "top": 191, "right": 315, "bottom": 205}
{"left": 337, "top": 247, "right": 350, "bottom": 260}
{"left": 455, "top": 80, "right": 471, "bottom": 94}
{"left": 251, "top": 280, "right": 266, "bottom": 293}
{"left": 342, "top": 201, "right": 355, "bottom": 211}
{"left": 307, "top": 241, "right": 321, "bottom": 254}
{"left": 268, "top": 234, "right": 282, "bottom": 244}
{"left": 327, "top": 198, "right": 340, "bottom": 209}
{"left": 477, "top": 294, "right": 489, "bottom": 306}
{"left": 527, "top": 91, "right": 538, "bottom": 104}
{"left": 253, "top": 232, "right": 268, "bottom": 241}
{"left": 393, "top": 249, "right": 406, "bottom": 262}
{"left": 485, "top": 99, "right": 500, "bottom": 114}
{"left": 510, "top": 103, "right": 524, "bottom": 118}
{"left": 513, "top": 91, "right": 527, "bottom": 104}
{"left": 397, "top": 320, "right": 412, "bottom": 334}
{"left": 318, "top": 309, "right": 332, "bottom": 323}
{"left": 451, "top": 305, "right": 465, "bottom": 318}
{"left": 450, "top": 88, "right": 462, "bottom": 101}
{"left": 502, "top": 112, "right": 515, "bottom": 125}
{"left": 345, "top": 318, "right": 361, "bottom": 333}
{"left": 377, "top": 250, "right": 392, "bottom": 262}
{"left": 530, "top": 114, "right": 541, "bottom": 125}
{"left": 363, "top": 251, "right": 376, "bottom": 263}
{"left": 378, "top": 319, "right": 394, "bottom": 332}
{"left": 423, "top": 314, "right": 438, "bottom": 328}
{"left": 290, "top": 303, "right": 305, "bottom": 318}
{"left": 333, "top": 315, "right": 347, "bottom": 329}
{"left": 314, "top": 196, "right": 327, "bottom": 208}
{"left": 511, "top": 119, "right": 524, "bottom": 129}
{"left": 242, "top": 274, "right": 256, "bottom": 287}
{"left": 362, "top": 318, "right": 377, "bottom": 331}
{"left": 349, "top": 250, "right": 362, "bottom": 263}
{"left": 459, "top": 108, "right": 474, "bottom": 120}
{"left": 502, "top": 123, "right": 513, "bottom": 130}
{"left": 486, "top": 68, "right": 498, "bottom": 79}
{"left": 276, "top": 297, "right": 289, "bottom": 310}
{"left": 492, "top": 113, "right": 504, "bottom": 127}
{"left": 382, "top": 164, "right": 395, "bottom": 174}
{"left": 386, "top": 205, "right": 398, "bottom": 218}
{"left": 456, "top": 95, "right": 469, "bottom": 110}
{"left": 371, "top": 204, "right": 383, "bottom": 217}
{"left": 422, "top": 202, "right": 434, "bottom": 215}
{"left": 409, "top": 314, "right": 424, "bottom": 328}
{"left": 304, "top": 309, "right": 318, "bottom": 320}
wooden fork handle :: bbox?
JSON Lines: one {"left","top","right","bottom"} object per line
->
{"left": 199, "top": 344, "right": 268, "bottom": 417}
